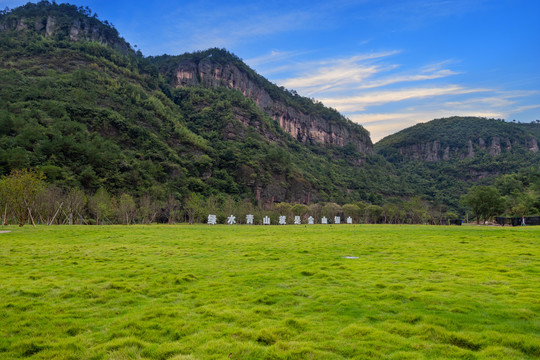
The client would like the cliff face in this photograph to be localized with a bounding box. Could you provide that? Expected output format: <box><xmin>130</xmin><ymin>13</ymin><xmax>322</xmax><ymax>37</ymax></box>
<box><xmin>376</xmin><ymin>117</ymin><xmax>540</xmax><ymax>164</ymax></box>
<box><xmin>396</xmin><ymin>136</ymin><xmax>538</xmax><ymax>162</ymax></box>
<box><xmin>396</xmin><ymin>136</ymin><xmax>539</xmax><ymax>162</ymax></box>
<box><xmin>169</xmin><ymin>58</ymin><xmax>373</xmax><ymax>154</ymax></box>
<box><xmin>0</xmin><ymin>10</ymin><xmax>131</xmax><ymax>54</ymax></box>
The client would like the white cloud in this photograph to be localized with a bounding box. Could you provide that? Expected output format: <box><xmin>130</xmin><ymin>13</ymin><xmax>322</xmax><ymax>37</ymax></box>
<box><xmin>275</xmin><ymin>51</ymin><xmax>401</xmax><ymax>95</ymax></box>
<box><xmin>246</xmin><ymin>50</ymin><xmax>307</xmax><ymax>67</ymax></box>
<box><xmin>513</xmin><ymin>104</ymin><xmax>540</xmax><ymax>113</ymax></box>
<box><xmin>273</xmin><ymin>52</ymin><xmax>463</xmax><ymax>99</ymax></box>
<box><xmin>319</xmin><ymin>85</ymin><xmax>488</xmax><ymax>112</ymax></box>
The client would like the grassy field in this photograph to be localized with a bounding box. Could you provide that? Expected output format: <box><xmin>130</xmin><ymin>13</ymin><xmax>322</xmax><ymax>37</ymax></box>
<box><xmin>0</xmin><ymin>224</ymin><xmax>539</xmax><ymax>359</ymax></box>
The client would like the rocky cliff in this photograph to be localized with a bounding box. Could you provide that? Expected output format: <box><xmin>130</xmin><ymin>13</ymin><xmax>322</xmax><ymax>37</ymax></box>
<box><xmin>376</xmin><ymin>117</ymin><xmax>540</xmax><ymax>163</ymax></box>
<box><xmin>154</xmin><ymin>50</ymin><xmax>373</xmax><ymax>154</ymax></box>
<box><xmin>395</xmin><ymin>136</ymin><xmax>538</xmax><ymax>162</ymax></box>
<box><xmin>0</xmin><ymin>3</ymin><xmax>131</xmax><ymax>54</ymax></box>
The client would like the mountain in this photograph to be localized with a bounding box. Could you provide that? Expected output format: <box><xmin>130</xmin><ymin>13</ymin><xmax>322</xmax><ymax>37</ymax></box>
<box><xmin>0</xmin><ymin>1</ymin><xmax>399</xmax><ymax>207</ymax></box>
<box><xmin>151</xmin><ymin>50</ymin><xmax>373</xmax><ymax>154</ymax></box>
<box><xmin>374</xmin><ymin>117</ymin><xmax>540</xmax><ymax>209</ymax></box>
<box><xmin>376</xmin><ymin>116</ymin><xmax>539</xmax><ymax>162</ymax></box>
<box><xmin>1</xmin><ymin>2</ymin><xmax>538</xmax><ymax>219</ymax></box>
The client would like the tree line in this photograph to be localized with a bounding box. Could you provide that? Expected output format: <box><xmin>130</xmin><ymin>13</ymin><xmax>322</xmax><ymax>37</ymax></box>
<box><xmin>3</xmin><ymin>168</ymin><xmax>537</xmax><ymax>227</ymax></box>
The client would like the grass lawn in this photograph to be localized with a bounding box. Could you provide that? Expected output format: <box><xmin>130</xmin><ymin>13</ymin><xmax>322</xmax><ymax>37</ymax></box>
<box><xmin>0</xmin><ymin>224</ymin><xmax>539</xmax><ymax>359</ymax></box>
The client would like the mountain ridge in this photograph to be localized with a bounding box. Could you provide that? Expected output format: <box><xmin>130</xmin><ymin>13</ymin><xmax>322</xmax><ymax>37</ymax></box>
<box><xmin>376</xmin><ymin>116</ymin><xmax>539</xmax><ymax>163</ymax></box>
<box><xmin>0</xmin><ymin>1</ymin><xmax>402</xmax><ymax>207</ymax></box>
<box><xmin>152</xmin><ymin>49</ymin><xmax>374</xmax><ymax>154</ymax></box>
<box><xmin>1</xmin><ymin>1</ymin><xmax>539</xmax><ymax>216</ymax></box>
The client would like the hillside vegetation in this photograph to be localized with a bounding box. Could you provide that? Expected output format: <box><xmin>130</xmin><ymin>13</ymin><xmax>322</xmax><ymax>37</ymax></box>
<box><xmin>375</xmin><ymin>117</ymin><xmax>540</xmax><ymax>211</ymax></box>
<box><xmin>0</xmin><ymin>1</ymin><xmax>403</xmax><ymax>207</ymax></box>
<box><xmin>1</xmin><ymin>2</ymin><xmax>539</xmax><ymax>221</ymax></box>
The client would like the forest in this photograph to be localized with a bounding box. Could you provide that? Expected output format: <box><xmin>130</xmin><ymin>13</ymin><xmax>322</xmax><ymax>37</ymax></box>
<box><xmin>1</xmin><ymin>2</ymin><xmax>539</xmax><ymax>226</ymax></box>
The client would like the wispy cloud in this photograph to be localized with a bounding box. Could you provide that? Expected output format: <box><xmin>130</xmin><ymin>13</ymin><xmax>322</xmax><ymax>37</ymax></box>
<box><xmin>513</xmin><ymin>104</ymin><xmax>540</xmax><ymax>113</ymax></box>
<box><xmin>245</xmin><ymin>50</ymin><xmax>301</xmax><ymax>66</ymax></box>
<box><xmin>320</xmin><ymin>85</ymin><xmax>488</xmax><ymax>112</ymax></box>
<box><xmin>162</xmin><ymin>1</ymin><xmax>326</xmax><ymax>53</ymax></box>
<box><xmin>189</xmin><ymin>11</ymin><xmax>313</xmax><ymax>50</ymax></box>
<box><xmin>270</xmin><ymin>49</ymin><xmax>537</xmax><ymax>142</ymax></box>
<box><xmin>276</xmin><ymin>51</ymin><xmax>400</xmax><ymax>95</ymax></box>
<box><xmin>275</xmin><ymin>52</ymin><xmax>462</xmax><ymax>98</ymax></box>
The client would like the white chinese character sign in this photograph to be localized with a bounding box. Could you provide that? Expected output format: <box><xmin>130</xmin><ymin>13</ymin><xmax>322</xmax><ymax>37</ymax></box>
<box><xmin>246</xmin><ymin>214</ymin><xmax>254</xmax><ymax>225</ymax></box>
<box><xmin>294</xmin><ymin>216</ymin><xmax>301</xmax><ymax>225</ymax></box>
<box><xmin>334</xmin><ymin>216</ymin><xmax>341</xmax><ymax>224</ymax></box>
<box><xmin>279</xmin><ymin>216</ymin><xmax>287</xmax><ymax>225</ymax></box>
<box><xmin>308</xmin><ymin>216</ymin><xmax>314</xmax><ymax>225</ymax></box>
<box><xmin>321</xmin><ymin>216</ymin><xmax>327</xmax><ymax>224</ymax></box>
<box><xmin>263</xmin><ymin>216</ymin><xmax>270</xmax><ymax>225</ymax></box>
<box><xmin>347</xmin><ymin>216</ymin><xmax>353</xmax><ymax>224</ymax></box>
<box><xmin>208</xmin><ymin>214</ymin><xmax>217</xmax><ymax>225</ymax></box>
<box><xmin>227</xmin><ymin>215</ymin><xmax>236</xmax><ymax>225</ymax></box>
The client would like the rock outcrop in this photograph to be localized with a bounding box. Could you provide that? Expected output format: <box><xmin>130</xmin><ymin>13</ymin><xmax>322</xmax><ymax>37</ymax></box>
<box><xmin>169</xmin><ymin>57</ymin><xmax>373</xmax><ymax>154</ymax></box>
<box><xmin>396</xmin><ymin>136</ymin><xmax>537</xmax><ymax>162</ymax></box>
<box><xmin>0</xmin><ymin>13</ymin><xmax>131</xmax><ymax>54</ymax></box>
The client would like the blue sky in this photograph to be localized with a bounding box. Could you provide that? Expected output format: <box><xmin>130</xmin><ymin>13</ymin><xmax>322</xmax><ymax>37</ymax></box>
<box><xmin>3</xmin><ymin>0</ymin><xmax>540</xmax><ymax>141</ymax></box>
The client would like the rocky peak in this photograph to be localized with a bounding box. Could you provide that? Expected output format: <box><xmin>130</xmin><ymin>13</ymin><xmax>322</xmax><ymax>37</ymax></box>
<box><xmin>376</xmin><ymin>117</ymin><xmax>540</xmax><ymax>163</ymax></box>
<box><xmin>157</xmin><ymin>50</ymin><xmax>374</xmax><ymax>155</ymax></box>
<box><xmin>0</xmin><ymin>2</ymin><xmax>132</xmax><ymax>54</ymax></box>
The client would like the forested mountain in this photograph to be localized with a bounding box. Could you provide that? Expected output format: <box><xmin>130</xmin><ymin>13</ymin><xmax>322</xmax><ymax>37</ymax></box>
<box><xmin>1</xmin><ymin>2</ymin><xmax>538</xmax><ymax>223</ymax></box>
<box><xmin>0</xmin><ymin>1</ymin><xmax>400</xmax><ymax>208</ymax></box>
<box><xmin>374</xmin><ymin>117</ymin><xmax>540</xmax><ymax>210</ymax></box>
<box><xmin>376</xmin><ymin>116</ymin><xmax>539</xmax><ymax>162</ymax></box>
<box><xmin>151</xmin><ymin>50</ymin><xmax>373</xmax><ymax>154</ymax></box>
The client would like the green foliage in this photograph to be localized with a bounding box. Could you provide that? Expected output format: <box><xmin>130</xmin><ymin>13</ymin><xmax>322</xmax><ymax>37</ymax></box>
<box><xmin>461</xmin><ymin>186</ymin><xmax>505</xmax><ymax>223</ymax></box>
<box><xmin>2</xmin><ymin>2</ymin><xmax>538</xmax><ymax>217</ymax></box>
<box><xmin>375</xmin><ymin>117</ymin><xmax>540</xmax><ymax>213</ymax></box>
<box><xmin>152</xmin><ymin>48</ymin><xmax>370</xmax><ymax>139</ymax></box>
<box><xmin>0</xmin><ymin>168</ymin><xmax>45</xmax><ymax>226</ymax></box>
<box><xmin>291</xmin><ymin>203</ymin><xmax>309</xmax><ymax>217</ymax></box>
<box><xmin>0</xmin><ymin>19</ymin><xmax>406</xmax><ymax>206</ymax></box>
<box><xmin>376</xmin><ymin>116</ymin><xmax>539</xmax><ymax>151</ymax></box>
<box><xmin>117</xmin><ymin>193</ymin><xmax>136</xmax><ymax>224</ymax></box>
<box><xmin>87</xmin><ymin>187</ymin><xmax>112</xmax><ymax>225</ymax></box>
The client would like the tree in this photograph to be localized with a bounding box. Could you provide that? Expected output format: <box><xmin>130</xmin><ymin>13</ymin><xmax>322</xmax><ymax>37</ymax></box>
<box><xmin>403</xmin><ymin>197</ymin><xmax>426</xmax><ymax>224</ymax></box>
<box><xmin>308</xmin><ymin>203</ymin><xmax>322</xmax><ymax>219</ymax></box>
<box><xmin>36</xmin><ymin>185</ymin><xmax>64</xmax><ymax>225</ymax></box>
<box><xmin>184</xmin><ymin>193</ymin><xmax>203</xmax><ymax>224</ymax></box>
<box><xmin>88</xmin><ymin>188</ymin><xmax>112</xmax><ymax>225</ymax></box>
<box><xmin>461</xmin><ymin>186</ymin><xmax>505</xmax><ymax>224</ymax></box>
<box><xmin>138</xmin><ymin>193</ymin><xmax>160</xmax><ymax>224</ymax></box>
<box><xmin>65</xmin><ymin>188</ymin><xmax>87</xmax><ymax>225</ymax></box>
<box><xmin>274</xmin><ymin>202</ymin><xmax>292</xmax><ymax>217</ymax></box>
<box><xmin>0</xmin><ymin>169</ymin><xmax>44</xmax><ymax>226</ymax></box>
<box><xmin>382</xmin><ymin>203</ymin><xmax>399</xmax><ymax>224</ymax></box>
<box><xmin>117</xmin><ymin>193</ymin><xmax>136</xmax><ymax>224</ymax></box>
<box><xmin>342</xmin><ymin>204</ymin><xmax>361</xmax><ymax>222</ymax></box>
<box><xmin>164</xmin><ymin>194</ymin><xmax>180</xmax><ymax>224</ymax></box>
<box><xmin>365</xmin><ymin>205</ymin><xmax>383</xmax><ymax>224</ymax></box>
<box><xmin>291</xmin><ymin>204</ymin><xmax>309</xmax><ymax>218</ymax></box>
<box><xmin>506</xmin><ymin>192</ymin><xmax>535</xmax><ymax>218</ymax></box>
<box><xmin>322</xmin><ymin>202</ymin><xmax>341</xmax><ymax>220</ymax></box>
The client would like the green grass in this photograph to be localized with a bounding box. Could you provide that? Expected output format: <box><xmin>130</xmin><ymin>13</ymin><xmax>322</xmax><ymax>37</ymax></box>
<box><xmin>0</xmin><ymin>225</ymin><xmax>539</xmax><ymax>359</ymax></box>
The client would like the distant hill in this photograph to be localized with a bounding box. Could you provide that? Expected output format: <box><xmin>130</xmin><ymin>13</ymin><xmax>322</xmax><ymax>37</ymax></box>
<box><xmin>375</xmin><ymin>116</ymin><xmax>540</xmax><ymax>209</ymax></box>
<box><xmin>376</xmin><ymin>116</ymin><xmax>539</xmax><ymax>162</ymax></box>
